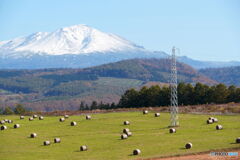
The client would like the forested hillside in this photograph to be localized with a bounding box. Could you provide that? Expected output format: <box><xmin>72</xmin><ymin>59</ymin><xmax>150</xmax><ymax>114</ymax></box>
<box><xmin>0</xmin><ymin>58</ymin><xmax>218</xmax><ymax>111</ymax></box>
<box><xmin>199</xmin><ymin>66</ymin><xmax>240</xmax><ymax>86</ymax></box>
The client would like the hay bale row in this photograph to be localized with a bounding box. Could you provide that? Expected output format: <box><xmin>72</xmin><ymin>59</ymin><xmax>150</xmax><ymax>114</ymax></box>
<box><xmin>133</xmin><ymin>149</ymin><xmax>141</xmax><ymax>155</ymax></box>
<box><xmin>123</xmin><ymin>121</ymin><xmax>130</xmax><ymax>125</ymax></box>
<box><xmin>0</xmin><ymin>119</ymin><xmax>12</xmax><ymax>124</ymax></box>
<box><xmin>185</xmin><ymin>142</ymin><xmax>192</xmax><ymax>149</ymax></box>
<box><xmin>44</xmin><ymin>138</ymin><xmax>61</xmax><ymax>145</ymax></box>
<box><xmin>30</xmin><ymin>133</ymin><xmax>37</xmax><ymax>138</ymax></box>
<box><xmin>20</xmin><ymin>116</ymin><xmax>25</xmax><ymax>119</ymax></box>
<box><xmin>80</xmin><ymin>145</ymin><xmax>88</xmax><ymax>151</ymax></box>
<box><xmin>59</xmin><ymin>117</ymin><xmax>65</xmax><ymax>122</ymax></box>
<box><xmin>0</xmin><ymin>125</ymin><xmax>7</xmax><ymax>130</ymax></box>
<box><xmin>86</xmin><ymin>115</ymin><xmax>91</xmax><ymax>120</ymax></box>
<box><xmin>14</xmin><ymin>124</ymin><xmax>20</xmax><ymax>129</ymax></box>
<box><xmin>71</xmin><ymin>121</ymin><xmax>77</xmax><ymax>126</ymax></box>
<box><xmin>169</xmin><ymin>128</ymin><xmax>176</xmax><ymax>133</ymax></box>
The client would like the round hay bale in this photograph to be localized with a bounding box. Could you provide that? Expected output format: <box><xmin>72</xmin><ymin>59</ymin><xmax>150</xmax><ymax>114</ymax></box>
<box><xmin>169</xmin><ymin>128</ymin><xmax>176</xmax><ymax>133</ymax></box>
<box><xmin>1</xmin><ymin>125</ymin><xmax>7</xmax><ymax>130</ymax></box>
<box><xmin>71</xmin><ymin>121</ymin><xmax>77</xmax><ymax>126</ymax></box>
<box><xmin>54</xmin><ymin>138</ymin><xmax>61</xmax><ymax>143</ymax></box>
<box><xmin>143</xmin><ymin>110</ymin><xmax>148</xmax><ymax>114</ymax></box>
<box><xmin>0</xmin><ymin>120</ymin><xmax>5</xmax><ymax>124</ymax></box>
<box><xmin>86</xmin><ymin>115</ymin><xmax>91</xmax><ymax>120</ymax></box>
<box><xmin>8</xmin><ymin>120</ymin><xmax>13</xmax><ymax>123</ymax></box>
<box><xmin>207</xmin><ymin>119</ymin><xmax>213</xmax><ymax>124</ymax></box>
<box><xmin>20</xmin><ymin>116</ymin><xmax>25</xmax><ymax>119</ymax></box>
<box><xmin>29</xmin><ymin>117</ymin><xmax>34</xmax><ymax>121</ymax></box>
<box><xmin>39</xmin><ymin>116</ymin><xmax>44</xmax><ymax>120</ymax></box>
<box><xmin>123</xmin><ymin>121</ymin><xmax>130</xmax><ymax>125</ymax></box>
<box><xmin>80</xmin><ymin>145</ymin><xmax>88</xmax><ymax>151</ymax></box>
<box><xmin>216</xmin><ymin>125</ymin><xmax>223</xmax><ymax>130</ymax></box>
<box><xmin>185</xmin><ymin>143</ymin><xmax>192</xmax><ymax>149</ymax></box>
<box><xmin>33</xmin><ymin>115</ymin><xmax>38</xmax><ymax>118</ymax></box>
<box><xmin>126</xmin><ymin>131</ymin><xmax>132</xmax><ymax>137</ymax></box>
<box><xmin>236</xmin><ymin>137</ymin><xmax>240</xmax><ymax>143</ymax></box>
<box><xmin>30</xmin><ymin>133</ymin><xmax>37</xmax><ymax>138</ymax></box>
<box><xmin>121</xmin><ymin>134</ymin><xmax>128</xmax><ymax>139</ymax></box>
<box><xmin>155</xmin><ymin>113</ymin><xmax>160</xmax><ymax>117</ymax></box>
<box><xmin>64</xmin><ymin>115</ymin><xmax>69</xmax><ymax>118</ymax></box>
<box><xmin>59</xmin><ymin>117</ymin><xmax>65</xmax><ymax>122</ymax></box>
<box><xmin>14</xmin><ymin>124</ymin><xmax>20</xmax><ymax>128</ymax></box>
<box><xmin>4</xmin><ymin>119</ymin><xmax>8</xmax><ymax>122</ymax></box>
<box><xmin>212</xmin><ymin>118</ymin><xmax>218</xmax><ymax>123</ymax></box>
<box><xmin>123</xmin><ymin>128</ymin><xmax>130</xmax><ymax>134</ymax></box>
<box><xmin>133</xmin><ymin>149</ymin><xmax>141</xmax><ymax>155</ymax></box>
<box><xmin>43</xmin><ymin>141</ymin><xmax>51</xmax><ymax>146</ymax></box>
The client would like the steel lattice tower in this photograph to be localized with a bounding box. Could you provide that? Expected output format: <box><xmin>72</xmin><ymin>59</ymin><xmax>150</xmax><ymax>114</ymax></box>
<box><xmin>170</xmin><ymin>46</ymin><xmax>179</xmax><ymax>127</ymax></box>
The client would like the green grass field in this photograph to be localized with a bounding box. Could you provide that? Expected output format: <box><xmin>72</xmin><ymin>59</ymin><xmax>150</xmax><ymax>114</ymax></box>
<box><xmin>0</xmin><ymin>112</ymin><xmax>239</xmax><ymax>160</ymax></box>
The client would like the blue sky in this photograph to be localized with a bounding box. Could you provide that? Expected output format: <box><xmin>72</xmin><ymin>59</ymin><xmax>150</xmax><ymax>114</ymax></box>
<box><xmin>0</xmin><ymin>0</ymin><xmax>239</xmax><ymax>61</ymax></box>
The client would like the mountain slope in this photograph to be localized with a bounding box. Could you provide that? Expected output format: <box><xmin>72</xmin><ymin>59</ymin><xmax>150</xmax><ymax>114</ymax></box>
<box><xmin>178</xmin><ymin>56</ymin><xmax>240</xmax><ymax>69</ymax></box>
<box><xmin>82</xmin><ymin>58</ymin><xmax>216</xmax><ymax>84</ymax></box>
<box><xmin>199</xmin><ymin>66</ymin><xmax>240</xmax><ymax>86</ymax></box>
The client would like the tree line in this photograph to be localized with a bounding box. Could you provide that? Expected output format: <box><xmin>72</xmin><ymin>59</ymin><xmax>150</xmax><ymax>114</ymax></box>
<box><xmin>1</xmin><ymin>82</ymin><xmax>240</xmax><ymax>114</ymax></box>
<box><xmin>118</xmin><ymin>82</ymin><xmax>240</xmax><ymax>108</ymax></box>
<box><xmin>0</xmin><ymin>104</ymin><xmax>28</xmax><ymax>115</ymax></box>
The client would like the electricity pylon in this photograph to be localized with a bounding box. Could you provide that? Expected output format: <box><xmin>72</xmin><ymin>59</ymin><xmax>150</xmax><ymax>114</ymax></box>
<box><xmin>170</xmin><ymin>46</ymin><xmax>179</xmax><ymax>127</ymax></box>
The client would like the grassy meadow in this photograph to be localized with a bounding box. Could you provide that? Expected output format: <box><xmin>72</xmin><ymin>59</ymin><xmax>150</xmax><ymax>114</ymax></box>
<box><xmin>0</xmin><ymin>112</ymin><xmax>239</xmax><ymax>160</ymax></box>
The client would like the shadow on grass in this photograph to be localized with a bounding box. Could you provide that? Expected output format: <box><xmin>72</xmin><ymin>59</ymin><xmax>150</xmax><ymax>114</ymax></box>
<box><xmin>179</xmin><ymin>147</ymin><xmax>186</xmax><ymax>150</ymax></box>
<box><xmin>230</xmin><ymin>142</ymin><xmax>237</xmax><ymax>144</ymax></box>
<box><xmin>74</xmin><ymin>150</ymin><xmax>88</xmax><ymax>152</ymax></box>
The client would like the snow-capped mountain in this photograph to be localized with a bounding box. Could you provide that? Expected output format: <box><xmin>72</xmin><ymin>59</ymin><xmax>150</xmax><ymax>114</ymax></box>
<box><xmin>0</xmin><ymin>24</ymin><xmax>167</xmax><ymax>68</ymax></box>
<box><xmin>0</xmin><ymin>24</ymin><xmax>239</xmax><ymax>69</ymax></box>
<box><xmin>0</xmin><ymin>24</ymin><xmax>147</xmax><ymax>57</ymax></box>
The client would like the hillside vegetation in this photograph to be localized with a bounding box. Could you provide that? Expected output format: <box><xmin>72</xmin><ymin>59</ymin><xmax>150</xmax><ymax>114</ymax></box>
<box><xmin>199</xmin><ymin>66</ymin><xmax>240</xmax><ymax>86</ymax></box>
<box><xmin>0</xmin><ymin>58</ymin><xmax>216</xmax><ymax>107</ymax></box>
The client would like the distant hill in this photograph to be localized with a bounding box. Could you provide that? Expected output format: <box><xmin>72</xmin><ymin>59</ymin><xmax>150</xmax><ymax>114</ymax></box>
<box><xmin>0</xmin><ymin>58</ymin><xmax>217</xmax><ymax>111</ymax></box>
<box><xmin>82</xmin><ymin>58</ymin><xmax>216</xmax><ymax>84</ymax></box>
<box><xmin>178</xmin><ymin>56</ymin><xmax>240</xmax><ymax>69</ymax></box>
<box><xmin>199</xmin><ymin>66</ymin><xmax>240</xmax><ymax>86</ymax></box>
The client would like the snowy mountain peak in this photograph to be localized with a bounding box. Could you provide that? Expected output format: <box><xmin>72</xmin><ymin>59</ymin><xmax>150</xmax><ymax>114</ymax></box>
<box><xmin>0</xmin><ymin>24</ymin><xmax>145</xmax><ymax>58</ymax></box>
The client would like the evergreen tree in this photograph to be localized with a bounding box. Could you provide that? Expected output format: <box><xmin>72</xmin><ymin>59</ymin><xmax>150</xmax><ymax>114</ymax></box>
<box><xmin>79</xmin><ymin>101</ymin><xmax>85</xmax><ymax>110</ymax></box>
